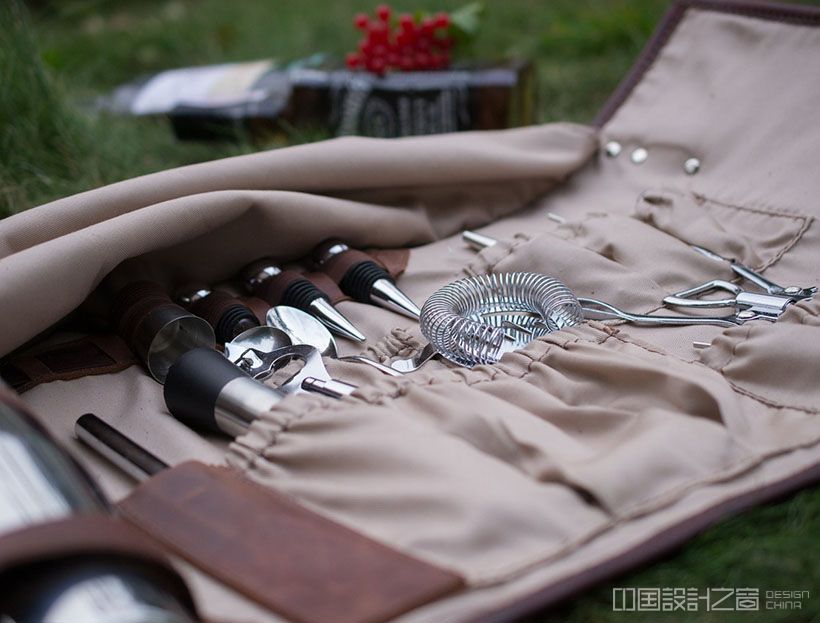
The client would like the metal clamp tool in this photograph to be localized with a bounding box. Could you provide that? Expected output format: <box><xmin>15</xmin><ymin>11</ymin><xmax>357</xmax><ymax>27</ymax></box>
<box><xmin>225</xmin><ymin>333</ymin><xmax>357</xmax><ymax>398</ymax></box>
<box><xmin>663</xmin><ymin>245</ymin><xmax>816</xmax><ymax>322</ymax></box>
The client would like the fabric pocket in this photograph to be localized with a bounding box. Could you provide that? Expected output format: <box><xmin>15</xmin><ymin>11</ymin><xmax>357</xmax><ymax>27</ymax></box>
<box><xmin>228</xmin><ymin>389</ymin><xmax>611</xmax><ymax>586</ymax></box>
<box><xmin>698</xmin><ymin>298</ymin><xmax>820</xmax><ymax>415</ymax></box>
<box><xmin>634</xmin><ymin>189</ymin><xmax>812</xmax><ymax>271</ymax></box>
<box><xmin>118</xmin><ymin>461</ymin><xmax>464</xmax><ymax>623</ymax></box>
<box><xmin>547</xmin><ymin>212</ymin><xmax>732</xmax><ymax>294</ymax></box>
<box><xmin>492</xmin><ymin>330</ymin><xmax>757</xmax><ymax>517</ymax></box>
<box><xmin>227</xmin><ymin>320</ymin><xmax>758</xmax><ymax>588</ymax></box>
<box><xmin>463</xmin><ymin>231</ymin><xmax>669</xmax><ymax>313</ymax></box>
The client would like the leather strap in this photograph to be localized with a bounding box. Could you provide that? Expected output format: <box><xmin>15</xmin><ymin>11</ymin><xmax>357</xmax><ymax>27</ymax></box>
<box><xmin>238</xmin><ymin>295</ymin><xmax>272</xmax><ymax>324</ymax></box>
<box><xmin>321</xmin><ymin>248</ymin><xmax>375</xmax><ymax>284</ymax></box>
<box><xmin>0</xmin><ymin>514</ymin><xmax>169</xmax><ymax>573</ymax></box>
<box><xmin>321</xmin><ymin>247</ymin><xmax>410</xmax><ymax>284</ymax></box>
<box><xmin>1</xmin><ymin>334</ymin><xmax>137</xmax><ymax>393</ymax></box>
<box><xmin>119</xmin><ymin>461</ymin><xmax>464</xmax><ymax>623</ymax></box>
<box><xmin>367</xmin><ymin>247</ymin><xmax>411</xmax><ymax>279</ymax></box>
<box><xmin>256</xmin><ymin>269</ymin><xmax>312</xmax><ymax>305</ymax></box>
<box><xmin>305</xmin><ymin>271</ymin><xmax>351</xmax><ymax>304</ymax></box>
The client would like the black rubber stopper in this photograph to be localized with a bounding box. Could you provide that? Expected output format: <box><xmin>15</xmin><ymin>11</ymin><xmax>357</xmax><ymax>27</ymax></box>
<box><xmin>215</xmin><ymin>304</ymin><xmax>259</xmax><ymax>342</ymax></box>
<box><xmin>163</xmin><ymin>348</ymin><xmax>247</xmax><ymax>434</ymax></box>
<box><xmin>340</xmin><ymin>260</ymin><xmax>391</xmax><ymax>303</ymax></box>
<box><xmin>281</xmin><ymin>279</ymin><xmax>328</xmax><ymax>311</ymax></box>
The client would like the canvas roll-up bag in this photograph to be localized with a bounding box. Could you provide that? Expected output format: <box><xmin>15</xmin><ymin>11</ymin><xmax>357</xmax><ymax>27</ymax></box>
<box><xmin>2</xmin><ymin>1</ymin><xmax>819</xmax><ymax>621</ymax></box>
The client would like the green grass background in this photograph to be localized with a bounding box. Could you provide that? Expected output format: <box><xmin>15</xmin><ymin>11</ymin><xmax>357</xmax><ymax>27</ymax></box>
<box><xmin>1</xmin><ymin>1</ymin><xmax>818</xmax><ymax>621</ymax></box>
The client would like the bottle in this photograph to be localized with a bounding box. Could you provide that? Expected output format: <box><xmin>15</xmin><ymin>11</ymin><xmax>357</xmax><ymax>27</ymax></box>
<box><xmin>98</xmin><ymin>58</ymin><xmax>535</xmax><ymax>141</ymax></box>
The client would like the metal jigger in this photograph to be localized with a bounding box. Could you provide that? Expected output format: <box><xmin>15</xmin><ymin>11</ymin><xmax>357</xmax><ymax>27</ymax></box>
<box><xmin>241</xmin><ymin>259</ymin><xmax>366</xmax><ymax>342</ymax></box>
<box><xmin>110</xmin><ymin>281</ymin><xmax>215</xmax><ymax>383</ymax></box>
<box><xmin>312</xmin><ymin>240</ymin><xmax>421</xmax><ymax>320</ymax></box>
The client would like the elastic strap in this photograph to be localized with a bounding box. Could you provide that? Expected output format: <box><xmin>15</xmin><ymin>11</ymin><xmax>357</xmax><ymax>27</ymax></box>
<box><xmin>0</xmin><ymin>334</ymin><xmax>137</xmax><ymax>393</ymax></box>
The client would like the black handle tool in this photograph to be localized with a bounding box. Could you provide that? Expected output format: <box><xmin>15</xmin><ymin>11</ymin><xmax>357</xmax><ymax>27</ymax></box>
<box><xmin>242</xmin><ymin>259</ymin><xmax>366</xmax><ymax>342</ymax></box>
<box><xmin>312</xmin><ymin>240</ymin><xmax>421</xmax><ymax>319</ymax></box>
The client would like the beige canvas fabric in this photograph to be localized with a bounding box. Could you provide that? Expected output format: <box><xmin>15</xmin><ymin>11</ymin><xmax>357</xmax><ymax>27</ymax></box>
<box><xmin>3</xmin><ymin>3</ymin><xmax>820</xmax><ymax>622</ymax></box>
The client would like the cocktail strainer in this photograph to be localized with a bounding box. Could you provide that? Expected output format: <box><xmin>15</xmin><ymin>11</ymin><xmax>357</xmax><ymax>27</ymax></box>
<box><xmin>419</xmin><ymin>272</ymin><xmax>584</xmax><ymax>367</ymax></box>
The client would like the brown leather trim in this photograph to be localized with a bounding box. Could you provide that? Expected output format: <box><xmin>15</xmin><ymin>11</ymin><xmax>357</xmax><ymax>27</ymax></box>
<box><xmin>256</xmin><ymin>269</ymin><xmax>306</xmax><ymax>305</ymax></box>
<box><xmin>238</xmin><ymin>295</ymin><xmax>272</xmax><ymax>324</ymax></box>
<box><xmin>321</xmin><ymin>247</ymin><xmax>375</xmax><ymax>284</ymax></box>
<box><xmin>0</xmin><ymin>334</ymin><xmax>137</xmax><ymax>393</ymax></box>
<box><xmin>187</xmin><ymin>290</ymin><xmax>248</xmax><ymax>334</ymax></box>
<box><xmin>474</xmin><ymin>460</ymin><xmax>820</xmax><ymax>623</ymax></box>
<box><xmin>119</xmin><ymin>461</ymin><xmax>464</xmax><ymax>623</ymax></box>
<box><xmin>594</xmin><ymin>0</ymin><xmax>820</xmax><ymax>127</ymax></box>
<box><xmin>0</xmin><ymin>514</ymin><xmax>196</xmax><ymax>616</ymax></box>
<box><xmin>367</xmin><ymin>247</ymin><xmax>411</xmax><ymax>279</ymax></box>
<box><xmin>305</xmin><ymin>271</ymin><xmax>351</xmax><ymax>304</ymax></box>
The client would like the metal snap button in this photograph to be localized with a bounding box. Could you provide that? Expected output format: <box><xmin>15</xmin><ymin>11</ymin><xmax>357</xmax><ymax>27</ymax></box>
<box><xmin>604</xmin><ymin>141</ymin><xmax>622</xmax><ymax>157</ymax></box>
<box><xmin>630</xmin><ymin>147</ymin><xmax>648</xmax><ymax>164</ymax></box>
<box><xmin>684</xmin><ymin>157</ymin><xmax>701</xmax><ymax>175</ymax></box>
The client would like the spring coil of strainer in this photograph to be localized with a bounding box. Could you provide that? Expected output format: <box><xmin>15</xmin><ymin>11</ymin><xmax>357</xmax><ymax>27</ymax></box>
<box><xmin>419</xmin><ymin>272</ymin><xmax>584</xmax><ymax>367</ymax></box>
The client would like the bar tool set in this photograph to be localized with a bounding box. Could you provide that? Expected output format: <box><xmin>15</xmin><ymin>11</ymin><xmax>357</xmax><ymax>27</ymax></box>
<box><xmin>461</xmin><ymin>230</ymin><xmax>815</xmax><ymax>325</ymax></box>
<box><xmin>97</xmin><ymin>232</ymin><xmax>816</xmax><ymax>435</ymax></box>
<box><xmin>387</xmin><ymin>230</ymin><xmax>817</xmax><ymax>372</ymax></box>
<box><xmin>102</xmin><ymin>240</ymin><xmax>418</xmax><ymax>436</ymax></box>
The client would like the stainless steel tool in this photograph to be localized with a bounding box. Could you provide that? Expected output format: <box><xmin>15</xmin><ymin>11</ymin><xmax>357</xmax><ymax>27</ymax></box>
<box><xmin>577</xmin><ymin>298</ymin><xmax>746</xmax><ymax>327</ymax></box>
<box><xmin>110</xmin><ymin>280</ymin><xmax>215</xmax><ymax>383</ymax></box>
<box><xmin>313</xmin><ymin>239</ymin><xmax>421</xmax><ymax>319</ymax></box>
<box><xmin>661</xmin><ymin>245</ymin><xmax>817</xmax><ymax>322</ymax></box>
<box><xmin>224</xmin><ymin>323</ymin><xmax>365</xmax><ymax>392</ymax></box>
<box><xmin>225</xmin><ymin>329</ymin><xmax>355</xmax><ymax>393</ymax></box>
<box><xmin>419</xmin><ymin>272</ymin><xmax>584</xmax><ymax>367</ymax></box>
<box><xmin>690</xmin><ymin>245</ymin><xmax>817</xmax><ymax>300</ymax></box>
<box><xmin>242</xmin><ymin>258</ymin><xmax>366</xmax><ymax>342</ymax></box>
<box><xmin>76</xmin><ymin>413</ymin><xmax>168</xmax><ymax>481</ymax></box>
<box><xmin>389</xmin><ymin>342</ymin><xmax>438</xmax><ymax>373</ymax></box>
<box><xmin>165</xmin><ymin>346</ymin><xmax>354</xmax><ymax>436</ymax></box>
<box><xmin>266</xmin><ymin>306</ymin><xmax>402</xmax><ymax>377</ymax></box>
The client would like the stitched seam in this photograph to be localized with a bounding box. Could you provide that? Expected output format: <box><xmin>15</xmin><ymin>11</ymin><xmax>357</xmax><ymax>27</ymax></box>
<box><xmin>722</xmin><ymin>379</ymin><xmax>820</xmax><ymax>415</ymax></box>
<box><xmin>692</xmin><ymin>192</ymin><xmax>809</xmax><ymax>221</ymax></box>
<box><xmin>609</xmin><ymin>327</ymin><xmax>820</xmax><ymax>414</ymax></box>
<box><xmin>691</xmin><ymin>193</ymin><xmax>813</xmax><ymax>271</ymax></box>
<box><xmin>761</xmin><ymin>212</ymin><xmax>813</xmax><ymax>271</ymax></box>
<box><xmin>637</xmin><ymin>188</ymin><xmax>813</xmax><ymax>272</ymax></box>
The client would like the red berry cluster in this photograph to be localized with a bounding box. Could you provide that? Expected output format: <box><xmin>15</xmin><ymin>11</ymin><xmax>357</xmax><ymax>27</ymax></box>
<box><xmin>346</xmin><ymin>4</ymin><xmax>454</xmax><ymax>75</ymax></box>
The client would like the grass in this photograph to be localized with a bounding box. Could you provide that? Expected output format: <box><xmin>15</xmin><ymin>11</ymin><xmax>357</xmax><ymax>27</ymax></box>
<box><xmin>1</xmin><ymin>0</ymin><xmax>668</xmax><ymax>215</ymax></box>
<box><xmin>1</xmin><ymin>1</ymin><xmax>819</xmax><ymax>621</ymax></box>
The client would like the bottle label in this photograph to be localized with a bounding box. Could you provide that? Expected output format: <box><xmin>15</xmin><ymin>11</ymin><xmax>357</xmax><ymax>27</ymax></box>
<box><xmin>329</xmin><ymin>72</ymin><xmax>471</xmax><ymax>137</ymax></box>
<box><xmin>130</xmin><ymin>61</ymin><xmax>274</xmax><ymax>115</ymax></box>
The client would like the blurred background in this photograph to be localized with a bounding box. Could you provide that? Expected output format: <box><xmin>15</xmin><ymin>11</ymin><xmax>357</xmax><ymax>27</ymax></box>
<box><xmin>1</xmin><ymin>2</ymin><xmax>818</xmax><ymax>621</ymax></box>
<box><xmin>1</xmin><ymin>0</ymin><xmax>670</xmax><ymax>217</ymax></box>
